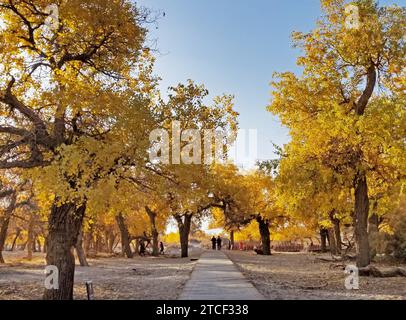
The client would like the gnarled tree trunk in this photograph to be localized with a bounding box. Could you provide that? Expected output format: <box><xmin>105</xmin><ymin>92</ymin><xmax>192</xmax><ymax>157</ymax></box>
<box><xmin>174</xmin><ymin>213</ymin><xmax>192</xmax><ymax>258</ymax></box>
<box><xmin>43</xmin><ymin>201</ymin><xmax>86</xmax><ymax>300</ymax></box>
<box><xmin>256</xmin><ymin>215</ymin><xmax>271</xmax><ymax>255</ymax></box>
<box><xmin>354</xmin><ymin>172</ymin><xmax>371</xmax><ymax>268</ymax></box>
<box><xmin>352</xmin><ymin>64</ymin><xmax>375</xmax><ymax>267</ymax></box>
<box><xmin>145</xmin><ymin>206</ymin><xmax>159</xmax><ymax>256</ymax></box>
<box><xmin>115</xmin><ymin>213</ymin><xmax>133</xmax><ymax>258</ymax></box>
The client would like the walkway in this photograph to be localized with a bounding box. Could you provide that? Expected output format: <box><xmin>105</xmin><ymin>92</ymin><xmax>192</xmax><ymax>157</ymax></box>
<box><xmin>179</xmin><ymin>251</ymin><xmax>265</xmax><ymax>300</ymax></box>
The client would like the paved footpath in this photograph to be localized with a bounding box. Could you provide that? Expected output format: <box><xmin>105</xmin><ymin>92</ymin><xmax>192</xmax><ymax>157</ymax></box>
<box><xmin>179</xmin><ymin>251</ymin><xmax>265</xmax><ymax>300</ymax></box>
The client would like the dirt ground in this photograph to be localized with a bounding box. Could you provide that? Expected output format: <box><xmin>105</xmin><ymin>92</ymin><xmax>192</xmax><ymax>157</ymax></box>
<box><xmin>226</xmin><ymin>251</ymin><xmax>406</xmax><ymax>300</ymax></box>
<box><xmin>2</xmin><ymin>249</ymin><xmax>405</xmax><ymax>300</ymax></box>
<box><xmin>0</xmin><ymin>248</ymin><xmax>202</xmax><ymax>300</ymax></box>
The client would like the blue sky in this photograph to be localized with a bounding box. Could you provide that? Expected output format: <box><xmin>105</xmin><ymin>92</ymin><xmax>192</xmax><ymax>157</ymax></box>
<box><xmin>137</xmin><ymin>0</ymin><xmax>402</xmax><ymax>165</ymax></box>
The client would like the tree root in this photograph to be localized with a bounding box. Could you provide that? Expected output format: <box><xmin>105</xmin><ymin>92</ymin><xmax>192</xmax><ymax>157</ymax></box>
<box><xmin>359</xmin><ymin>265</ymin><xmax>406</xmax><ymax>277</ymax></box>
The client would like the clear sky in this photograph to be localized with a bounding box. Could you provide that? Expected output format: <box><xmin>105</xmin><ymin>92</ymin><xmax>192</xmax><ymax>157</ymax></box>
<box><xmin>137</xmin><ymin>0</ymin><xmax>402</xmax><ymax>166</ymax></box>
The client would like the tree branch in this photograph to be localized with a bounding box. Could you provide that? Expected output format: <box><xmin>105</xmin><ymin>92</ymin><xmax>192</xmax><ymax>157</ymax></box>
<box><xmin>356</xmin><ymin>64</ymin><xmax>377</xmax><ymax>115</ymax></box>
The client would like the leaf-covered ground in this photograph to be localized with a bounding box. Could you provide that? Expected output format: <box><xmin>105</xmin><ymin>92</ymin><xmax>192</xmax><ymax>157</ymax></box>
<box><xmin>2</xmin><ymin>250</ymin><xmax>405</xmax><ymax>300</ymax></box>
<box><xmin>0</xmin><ymin>250</ymin><xmax>202</xmax><ymax>300</ymax></box>
<box><xmin>226</xmin><ymin>251</ymin><xmax>406</xmax><ymax>300</ymax></box>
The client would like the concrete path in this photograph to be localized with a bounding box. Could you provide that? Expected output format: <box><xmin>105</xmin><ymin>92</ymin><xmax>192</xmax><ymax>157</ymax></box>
<box><xmin>179</xmin><ymin>251</ymin><xmax>265</xmax><ymax>300</ymax></box>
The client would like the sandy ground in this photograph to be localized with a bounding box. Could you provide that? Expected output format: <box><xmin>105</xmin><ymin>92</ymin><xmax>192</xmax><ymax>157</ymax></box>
<box><xmin>226</xmin><ymin>251</ymin><xmax>406</xmax><ymax>300</ymax></box>
<box><xmin>2</xmin><ymin>249</ymin><xmax>405</xmax><ymax>300</ymax></box>
<box><xmin>0</xmin><ymin>248</ymin><xmax>202</xmax><ymax>300</ymax></box>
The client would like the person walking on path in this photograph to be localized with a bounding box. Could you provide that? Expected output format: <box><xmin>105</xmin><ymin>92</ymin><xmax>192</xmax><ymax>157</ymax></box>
<box><xmin>216</xmin><ymin>236</ymin><xmax>222</xmax><ymax>250</ymax></box>
<box><xmin>160</xmin><ymin>241</ymin><xmax>165</xmax><ymax>255</ymax></box>
<box><xmin>211</xmin><ymin>236</ymin><xmax>217</xmax><ymax>250</ymax></box>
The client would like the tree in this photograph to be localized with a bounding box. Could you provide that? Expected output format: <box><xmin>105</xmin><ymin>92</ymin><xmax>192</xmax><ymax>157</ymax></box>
<box><xmin>209</xmin><ymin>165</ymin><xmax>284</xmax><ymax>255</ymax></box>
<box><xmin>0</xmin><ymin>0</ymin><xmax>155</xmax><ymax>299</ymax></box>
<box><xmin>0</xmin><ymin>174</ymin><xmax>33</xmax><ymax>263</ymax></box>
<box><xmin>144</xmin><ymin>198</ymin><xmax>170</xmax><ymax>256</ymax></box>
<box><xmin>147</xmin><ymin>80</ymin><xmax>238</xmax><ymax>258</ymax></box>
<box><xmin>243</xmin><ymin>172</ymin><xmax>284</xmax><ymax>255</ymax></box>
<box><xmin>0</xmin><ymin>186</ymin><xmax>16</xmax><ymax>263</ymax></box>
<box><xmin>268</xmin><ymin>0</ymin><xmax>405</xmax><ymax>267</ymax></box>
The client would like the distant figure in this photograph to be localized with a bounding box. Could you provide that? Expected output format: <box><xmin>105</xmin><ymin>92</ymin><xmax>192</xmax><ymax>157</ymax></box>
<box><xmin>217</xmin><ymin>236</ymin><xmax>222</xmax><ymax>250</ymax></box>
<box><xmin>139</xmin><ymin>241</ymin><xmax>146</xmax><ymax>256</ymax></box>
<box><xmin>211</xmin><ymin>236</ymin><xmax>217</xmax><ymax>250</ymax></box>
<box><xmin>160</xmin><ymin>241</ymin><xmax>165</xmax><ymax>255</ymax></box>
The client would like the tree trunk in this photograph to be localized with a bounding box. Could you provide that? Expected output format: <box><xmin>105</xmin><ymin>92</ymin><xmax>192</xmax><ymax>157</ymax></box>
<box><xmin>75</xmin><ymin>228</ymin><xmax>89</xmax><ymax>267</ymax></box>
<box><xmin>368</xmin><ymin>201</ymin><xmax>380</xmax><ymax>259</ymax></box>
<box><xmin>27</xmin><ymin>218</ymin><xmax>34</xmax><ymax>260</ymax></box>
<box><xmin>115</xmin><ymin>213</ymin><xmax>133</xmax><ymax>258</ymax></box>
<box><xmin>134</xmin><ymin>238</ymin><xmax>141</xmax><ymax>255</ymax></box>
<box><xmin>354</xmin><ymin>172</ymin><xmax>371</xmax><ymax>267</ymax></box>
<box><xmin>256</xmin><ymin>215</ymin><xmax>271</xmax><ymax>255</ymax></box>
<box><xmin>368</xmin><ymin>213</ymin><xmax>379</xmax><ymax>234</ymax></box>
<box><xmin>368</xmin><ymin>201</ymin><xmax>379</xmax><ymax>234</ymax></box>
<box><xmin>84</xmin><ymin>229</ymin><xmax>93</xmax><ymax>255</ymax></box>
<box><xmin>33</xmin><ymin>234</ymin><xmax>38</xmax><ymax>252</ymax></box>
<box><xmin>43</xmin><ymin>201</ymin><xmax>86</xmax><ymax>300</ymax></box>
<box><xmin>145</xmin><ymin>206</ymin><xmax>159</xmax><ymax>256</ymax></box>
<box><xmin>329</xmin><ymin>210</ymin><xmax>342</xmax><ymax>255</ymax></box>
<box><xmin>0</xmin><ymin>217</ymin><xmax>10</xmax><ymax>264</ymax></box>
<box><xmin>37</xmin><ymin>237</ymin><xmax>42</xmax><ymax>253</ymax></box>
<box><xmin>230</xmin><ymin>230</ymin><xmax>235</xmax><ymax>250</ymax></box>
<box><xmin>0</xmin><ymin>193</ymin><xmax>16</xmax><ymax>264</ymax></box>
<box><xmin>327</xmin><ymin>228</ymin><xmax>337</xmax><ymax>255</ymax></box>
<box><xmin>333</xmin><ymin>220</ymin><xmax>342</xmax><ymax>255</ymax></box>
<box><xmin>21</xmin><ymin>241</ymin><xmax>27</xmax><ymax>251</ymax></box>
<box><xmin>94</xmin><ymin>234</ymin><xmax>103</xmax><ymax>254</ymax></box>
<box><xmin>0</xmin><ymin>219</ymin><xmax>10</xmax><ymax>263</ymax></box>
<box><xmin>10</xmin><ymin>228</ymin><xmax>21</xmax><ymax>251</ymax></box>
<box><xmin>106</xmin><ymin>230</ymin><xmax>115</xmax><ymax>254</ymax></box>
<box><xmin>320</xmin><ymin>228</ymin><xmax>328</xmax><ymax>252</ymax></box>
<box><xmin>174</xmin><ymin>213</ymin><xmax>192</xmax><ymax>258</ymax></box>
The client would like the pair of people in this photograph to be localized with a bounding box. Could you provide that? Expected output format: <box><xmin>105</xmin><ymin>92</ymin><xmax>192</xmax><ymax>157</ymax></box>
<box><xmin>139</xmin><ymin>241</ymin><xmax>165</xmax><ymax>255</ymax></box>
<box><xmin>211</xmin><ymin>236</ymin><xmax>222</xmax><ymax>250</ymax></box>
